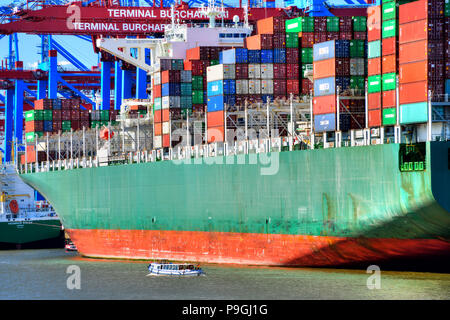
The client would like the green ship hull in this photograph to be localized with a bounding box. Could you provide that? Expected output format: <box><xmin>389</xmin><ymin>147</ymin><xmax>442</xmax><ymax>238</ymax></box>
<box><xmin>0</xmin><ymin>219</ymin><xmax>62</xmax><ymax>245</ymax></box>
<box><xmin>19</xmin><ymin>142</ymin><xmax>450</xmax><ymax>266</ymax></box>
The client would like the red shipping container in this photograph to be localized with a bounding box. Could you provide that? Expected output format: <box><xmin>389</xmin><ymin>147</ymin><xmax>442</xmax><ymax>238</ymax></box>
<box><xmin>382</xmin><ymin>55</ymin><xmax>397</xmax><ymax>74</ymax></box>
<box><xmin>339</xmin><ymin>17</ymin><xmax>353</xmax><ymax>32</ymax></box>
<box><xmin>273</xmin><ymin>64</ymin><xmax>286</xmax><ymax>79</ymax></box>
<box><xmin>162</xmin><ymin>134</ymin><xmax>170</xmax><ymax>147</ymax></box>
<box><xmin>161</xmin><ymin>70</ymin><xmax>180</xmax><ymax>83</ymax></box>
<box><xmin>71</xmin><ymin>120</ymin><xmax>81</xmax><ymax>131</ymax></box>
<box><xmin>286</xmin><ymin>63</ymin><xmax>299</xmax><ymax>79</ymax></box>
<box><xmin>367</xmin><ymin>23</ymin><xmax>381</xmax><ymax>41</ymax></box>
<box><xmin>300</xmin><ymin>33</ymin><xmax>315</xmax><ymax>48</ymax></box>
<box><xmin>162</xmin><ymin>109</ymin><xmax>170</xmax><ymax>122</ymax></box>
<box><xmin>399</xmin><ymin>0</ymin><xmax>428</xmax><ymax>25</ymax></box>
<box><xmin>235</xmin><ymin>64</ymin><xmax>248</xmax><ymax>79</ymax></box>
<box><xmin>245</xmin><ymin>34</ymin><xmax>273</xmax><ymax>50</ymax></box>
<box><xmin>399</xmin><ymin>19</ymin><xmax>428</xmax><ymax>44</ymax></box>
<box><xmin>286</xmin><ymin>48</ymin><xmax>299</xmax><ymax>64</ymax></box>
<box><xmin>192</xmin><ymin>104</ymin><xmax>205</xmax><ymax>113</ymax></box>
<box><xmin>52</xmin><ymin>120</ymin><xmax>62</xmax><ymax>133</ymax></box>
<box><xmin>273</xmin><ymin>32</ymin><xmax>286</xmax><ymax>48</ymax></box>
<box><xmin>207</xmin><ymin>111</ymin><xmax>224</xmax><ymax>127</ymax></box>
<box><xmin>61</xmin><ymin>110</ymin><xmax>71</xmax><ymax>121</ymax></box>
<box><xmin>313</xmin><ymin>59</ymin><xmax>336</xmax><ymax>79</ymax></box>
<box><xmin>368</xmin><ymin>92</ymin><xmax>382</xmax><ymax>110</ymax></box>
<box><xmin>399</xmin><ymin>60</ymin><xmax>428</xmax><ymax>83</ymax></box>
<box><xmin>256</xmin><ymin>16</ymin><xmax>286</xmax><ymax>34</ymax></box>
<box><xmin>25</xmin><ymin>121</ymin><xmax>43</xmax><ymax>133</ymax></box>
<box><xmin>153</xmin><ymin>84</ymin><xmax>162</xmax><ymax>98</ymax></box>
<box><xmin>207</xmin><ymin>126</ymin><xmax>224</xmax><ymax>143</ymax></box>
<box><xmin>52</xmin><ymin>110</ymin><xmax>61</xmax><ymax>121</ymax></box>
<box><xmin>382</xmin><ymin>37</ymin><xmax>396</xmax><ymax>56</ymax></box>
<box><xmin>399</xmin><ymin>81</ymin><xmax>428</xmax><ymax>104</ymax></box>
<box><xmin>34</xmin><ymin>99</ymin><xmax>52</xmax><ymax>110</ymax></box>
<box><xmin>80</xmin><ymin>120</ymin><xmax>90</xmax><ymax>129</ymax></box>
<box><xmin>327</xmin><ymin>32</ymin><xmax>340</xmax><ymax>41</ymax></box>
<box><xmin>273</xmin><ymin>80</ymin><xmax>287</xmax><ymax>96</ymax></box>
<box><xmin>313</xmin><ymin>95</ymin><xmax>336</xmax><ymax>115</ymax></box>
<box><xmin>399</xmin><ymin>40</ymin><xmax>428</xmax><ymax>64</ymax></box>
<box><xmin>71</xmin><ymin>110</ymin><xmax>80</xmax><ymax>121</ymax></box>
<box><xmin>286</xmin><ymin>80</ymin><xmax>300</xmax><ymax>95</ymax></box>
<box><xmin>368</xmin><ymin>109</ymin><xmax>382</xmax><ymax>127</ymax></box>
<box><xmin>335</xmin><ymin>58</ymin><xmax>350</xmax><ymax>76</ymax></box>
<box><xmin>186</xmin><ymin>60</ymin><xmax>209</xmax><ymax>76</ymax></box>
<box><xmin>154</xmin><ymin>110</ymin><xmax>162</xmax><ymax>123</ymax></box>
<box><xmin>314</xmin><ymin>33</ymin><xmax>327</xmax><ymax>43</ymax></box>
<box><xmin>154</xmin><ymin>123</ymin><xmax>162</xmax><ymax>135</ymax></box>
<box><xmin>368</xmin><ymin>58</ymin><xmax>381</xmax><ymax>76</ymax></box>
<box><xmin>186</xmin><ymin>47</ymin><xmax>207</xmax><ymax>61</ymax></box>
<box><xmin>382</xmin><ymin>90</ymin><xmax>396</xmax><ymax>108</ymax></box>
<box><xmin>80</xmin><ymin>110</ymin><xmax>90</xmax><ymax>121</ymax></box>
<box><xmin>301</xmin><ymin>79</ymin><xmax>313</xmax><ymax>95</ymax></box>
<box><xmin>353</xmin><ymin>32</ymin><xmax>367</xmax><ymax>40</ymax></box>
<box><xmin>339</xmin><ymin>31</ymin><xmax>353</xmax><ymax>40</ymax></box>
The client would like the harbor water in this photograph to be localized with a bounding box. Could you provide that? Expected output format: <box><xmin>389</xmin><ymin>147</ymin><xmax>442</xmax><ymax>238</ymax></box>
<box><xmin>0</xmin><ymin>249</ymin><xmax>449</xmax><ymax>300</ymax></box>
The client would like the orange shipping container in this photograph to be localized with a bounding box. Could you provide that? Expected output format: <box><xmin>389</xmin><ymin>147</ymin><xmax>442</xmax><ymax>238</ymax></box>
<box><xmin>313</xmin><ymin>95</ymin><xmax>336</xmax><ymax>115</ymax></box>
<box><xmin>368</xmin><ymin>58</ymin><xmax>381</xmax><ymax>76</ymax></box>
<box><xmin>162</xmin><ymin>134</ymin><xmax>170</xmax><ymax>148</ymax></box>
<box><xmin>399</xmin><ymin>60</ymin><xmax>428</xmax><ymax>84</ymax></box>
<box><xmin>313</xmin><ymin>59</ymin><xmax>336</xmax><ymax>79</ymax></box>
<box><xmin>162</xmin><ymin>109</ymin><xmax>170</xmax><ymax>122</ymax></box>
<box><xmin>382</xmin><ymin>90</ymin><xmax>396</xmax><ymax>108</ymax></box>
<box><xmin>154</xmin><ymin>110</ymin><xmax>162</xmax><ymax>123</ymax></box>
<box><xmin>367</xmin><ymin>5</ymin><xmax>381</xmax><ymax>26</ymax></box>
<box><xmin>184</xmin><ymin>60</ymin><xmax>192</xmax><ymax>71</ymax></box>
<box><xmin>399</xmin><ymin>0</ymin><xmax>427</xmax><ymax>25</ymax></box>
<box><xmin>207</xmin><ymin>126</ymin><xmax>224</xmax><ymax>143</ymax></box>
<box><xmin>153</xmin><ymin>85</ymin><xmax>161</xmax><ymax>98</ymax></box>
<box><xmin>382</xmin><ymin>37</ymin><xmax>396</xmax><ymax>56</ymax></box>
<box><xmin>399</xmin><ymin>40</ymin><xmax>427</xmax><ymax>64</ymax></box>
<box><xmin>186</xmin><ymin>47</ymin><xmax>201</xmax><ymax>61</ymax></box>
<box><xmin>368</xmin><ymin>109</ymin><xmax>382</xmax><ymax>127</ymax></box>
<box><xmin>256</xmin><ymin>16</ymin><xmax>284</xmax><ymax>34</ymax></box>
<box><xmin>367</xmin><ymin>23</ymin><xmax>381</xmax><ymax>41</ymax></box>
<box><xmin>368</xmin><ymin>92</ymin><xmax>382</xmax><ymax>110</ymax></box>
<box><xmin>382</xmin><ymin>55</ymin><xmax>397</xmax><ymax>74</ymax></box>
<box><xmin>399</xmin><ymin>19</ymin><xmax>427</xmax><ymax>44</ymax></box>
<box><xmin>207</xmin><ymin>111</ymin><xmax>224</xmax><ymax>127</ymax></box>
<box><xmin>399</xmin><ymin>81</ymin><xmax>428</xmax><ymax>105</ymax></box>
<box><xmin>154</xmin><ymin>123</ymin><xmax>162</xmax><ymax>136</ymax></box>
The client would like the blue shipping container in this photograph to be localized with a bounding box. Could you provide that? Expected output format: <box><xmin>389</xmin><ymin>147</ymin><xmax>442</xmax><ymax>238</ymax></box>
<box><xmin>220</xmin><ymin>48</ymin><xmax>248</xmax><ymax>64</ymax></box>
<box><xmin>43</xmin><ymin>120</ymin><xmax>52</xmax><ymax>132</ymax></box>
<box><xmin>273</xmin><ymin>48</ymin><xmax>286</xmax><ymax>64</ymax></box>
<box><xmin>336</xmin><ymin>77</ymin><xmax>351</xmax><ymax>91</ymax></box>
<box><xmin>248</xmin><ymin>50</ymin><xmax>261</xmax><ymax>63</ymax></box>
<box><xmin>261</xmin><ymin>95</ymin><xmax>274</xmax><ymax>103</ymax></box>
<box><xmin>313</xmin><ymin>40</ymin><xmax>335</xmax><ymax>62</ymax></box>
<box><xmin>162</xmin><ymin>83</ymin><xmax>181</xmax><ymax>96</ymax></box>
<box><xmin>207</xmin><ymin>80</ymin><xmax>236</xmax><ymax>96</ymax></box>
<box><xmin>314</xmin><ymin>113</ymin><xmax>336</xmax><ymax>132</ymax></box>
<box><xmin>335</xmin><ymin>40</ymin><xmax>350</xmax><ymax>58</ymax></box>
<box><xmin>260</xmin><ymin>50</ymin><xmax>274</xmax><ymax>63</ymax></box>
<box><xmin>446</xmin><ymin>79</ymin><xmax>450</xmax><ymax>95</ymax></box>
<box><xmin>314</xmin><ymin>77</ymin><xmax>336</xmax><ymax>97</ymax></box>
<box><xmin>207</xmin><ymin>95</ymin><xmax>236</xmax><ymax>112</ymax></box>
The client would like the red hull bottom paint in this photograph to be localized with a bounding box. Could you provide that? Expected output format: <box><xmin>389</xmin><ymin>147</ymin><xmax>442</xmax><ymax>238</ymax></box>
<box><xmin>68</xmin><ymin>229</ymin><xmax>450</xmax><ymax>266</ymax></box>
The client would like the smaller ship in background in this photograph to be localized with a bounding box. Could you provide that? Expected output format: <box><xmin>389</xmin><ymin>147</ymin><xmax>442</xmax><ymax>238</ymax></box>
<box><xmin>0</xmin><ymin>162</ymin><xmax>63</xmax><ymax>249</ymax></box>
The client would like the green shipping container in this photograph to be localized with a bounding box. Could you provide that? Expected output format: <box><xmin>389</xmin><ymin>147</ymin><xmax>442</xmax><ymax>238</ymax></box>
<box><xmin>154</xmin><ymin>98</ymin><xmax>162</xmax><ymax>110</ymax></box>
<box><xmin>382</xmin><ymin>108</ymin><xmax>397</xmax><ymax>126</ymax></box>
<box><xmin>368</xmin><ymin>75</ymin><xmax>382</xmax><ymax>93</ymax></box>
<box><xmin>90</xmin><ymin>121</ymin><xmax>100</xmax><ymax>129</ymax></box>
<box><xmin>326</xmin><ymin>16</ymin><xmax>339</xmax><ymax>32</ymax></box>
<box><xmin>382</xmin><ymin>73</ymin><xmax>396</xmax><ymax>91</ymax></box>
<box><xmin>302</xmin><ymin>17</ymin><xmax>315</xmax><ymax>32</ymax></box>
<box><xmin>350</xmin><ymin>40</ymin><xmax>365</xmax><ymax>58</ymax></box>
<box><xmin>368</xmin><ymin>40</ymin><xmax>381</xmax><ymax>59</ymax></box>
<box><xmin>301</xmin><ymin>64</ymin><xmax>312</xmax><ymax>79</ymax></box>
<box><xmin>382</xmin><ymin>19</ymin><xmax>397</xmax><ymax>38</ymax></box>
<box><xmin>400</xmin><ymin>102</ymin><xmax>428</xmax><ymax>124</ymax></box>
<box><xmin>285</xmin><ymin>33</ymin><xmax>299</xmax><ymax>48</ymax></box>
<box><xmin>100</xmin><ymin>110</ymin><xmax>109</xmax><ymax>121</ymax></box>
<box><xmin>285</xmin><ymin>17</ymin><xmax>302</xmax><ymax>33</ymax></box>
<box><xmin>352</xmin><ymin>16</ymin><xmax>367</xmax><ymax>32</ymax></box>
<box><xmin>138</xmin><ymin>110</ymin><xmax>147</xmax><ymax>116</ymax></box>
<box><xmin>445</xmin><ymin>0</ymin><xmax>449</xmax><ymax>16</ymax></box>
<box><xmin>210</xmin><ymin>60</ymin><xmax>219</xmax><ymax>66</ymax></box>
<box><xmin>43</xmin><ymin>110</ymin><xmax>53</xmax><ymax>121</ymax></box>
<box><xmin>181</xmin><ymin>109</ymin><xmax>193</xmax><ymax>117</ymax></box>
<box><xmin>350</xmin><ymin>76</ymin><xmax>365</xmax><ymax>90</ymax></box>
<box><xmin>181</xmin><ymin>83</ymin><xmax>192</xmax><ymax>96</ymax></box>
<box><xmin>382</xmin><ymin>1</ymin><xmax>397</xmax><ymax>21</ymax></box>
<box><xmin>25</xmin><ymin>131</ymin><xmax>43</xmax><ymax>143</ymax></box>
<box><xmin>192</xmin><ymin>90</ymin><xmax>204</xmax><ymax>104</ymax></box>
<box><xmin>24</xmin><ymin>110</ymin><xmax>43</xmax><ymax>121</ymax></box>
<box><xmin>301</xmin><ymin>48</ymin><xmax>313</xmax><ymax>63</ymax></box>
<box><xmin>192</xmin><ymin>76</ymin><xmax>203</xmax><ymax>90</ymax></box>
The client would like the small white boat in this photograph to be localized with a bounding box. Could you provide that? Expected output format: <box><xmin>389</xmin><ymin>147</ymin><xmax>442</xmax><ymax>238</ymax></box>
<box><xmin>65</xmin><ymin>241</ymin><xmax>77</xmax><ymax>252</ymax></box>
<box><xmin>147</xmin><ymin>262</ymin><xmax>205</xmax><ymax>276</ymax></box>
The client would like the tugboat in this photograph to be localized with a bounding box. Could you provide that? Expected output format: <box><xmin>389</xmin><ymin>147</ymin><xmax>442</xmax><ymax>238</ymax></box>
<box><xmin>148</xmin><ymin>261</ymin><xmax>205</xmax><ymax>276</ymax></box>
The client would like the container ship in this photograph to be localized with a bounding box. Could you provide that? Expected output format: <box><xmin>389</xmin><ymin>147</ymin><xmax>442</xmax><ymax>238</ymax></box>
<box><xmin>15</xmin><ymin>0</ymin><xmax>450</xmax><ymax>266</ymax></box>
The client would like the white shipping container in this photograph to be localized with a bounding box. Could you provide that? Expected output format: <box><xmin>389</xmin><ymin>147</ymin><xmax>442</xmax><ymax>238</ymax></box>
<box><xmin>236</xmin><ymin>80</ymin><xmax>249</xmax><ymax>94</ymax></box>
<box><xmin>153</xmin><ymin>72</ymin><xmax>161</xmax><ymax>86</ymax></box>
<box><xmin>162</xmin><ymin>121</ymin><xmax>170</xmax><ymax>134</ymax></box>
<box><xmin>207</xmin><ymin>64</ymin><xmax>236</xmax><ymax>82</ymax></box>
<box><xmin>153</xmin><ymin>135</ymin><xmax>162</xmax><ymax>148</ymax></box>
<box><xmin>249</xmin><ymin>80</ymin><xmax>261</xmax><ymax>94</ymax></box>
<box><xmin>261</xmin><ymin>80</ymin><xmax>274</xmax><ymax>94</ymax></box>
<box><xmin>248</xmin><ymin>64</ymin><xmax>261</xmax><ymax>79</ymax></box>
<box><xmin>162</xmin><ymin>96</ymin><xmax>180</xmax><ymax>109</ymax></box>
<box><xmin>260</xmin><ymin>64</ymin><xmax>274</xmax><ymax>79</ymax></box>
